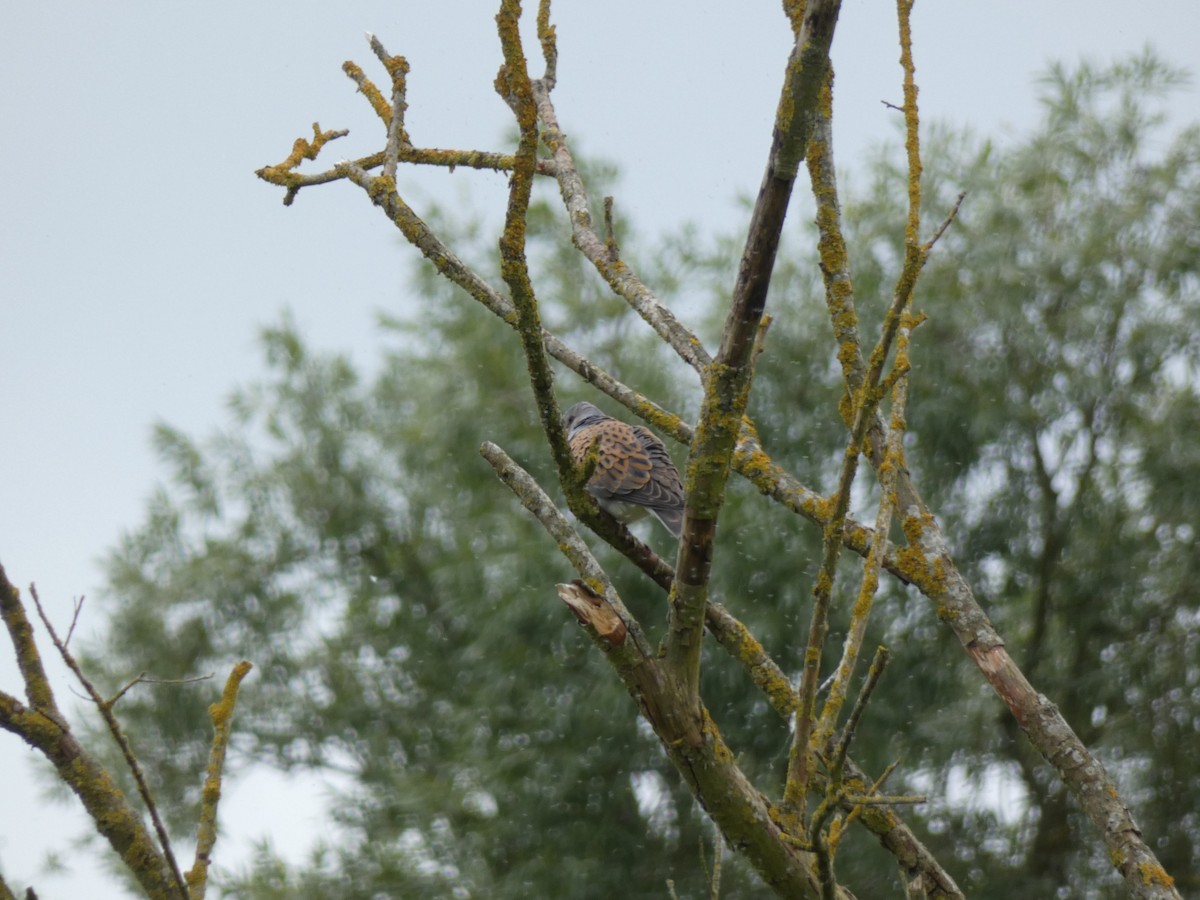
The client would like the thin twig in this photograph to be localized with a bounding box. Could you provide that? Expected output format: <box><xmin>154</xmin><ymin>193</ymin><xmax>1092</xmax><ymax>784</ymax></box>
<box><xmin>830</xmin><ymin>646</ymin><xmax>890</xmax><ymax>776</ymax></box>
<box><xmin>29</xmin><ymin>586</ymin><xmax>189</xmax><ymax>900</ymax></box>
<box><xmin>367</xmin><ymin>33</ymin><xmax>412</xmax><ymax>180</ymax></box>
<box><xmin>922</xmin><ymin>190</ymin><xmax>967</xmax><ymax>252</ymax></box>
<box><xmin>843</xmin><ymin>794</ymin><xmax>927</xmax><ymax>806</ymax></box>
<box><xmin>63</xmin><ymin>596</ymin><xmax>85</xmax><ymax>647</ymax></box>
<box><xmin>708</xmin><ymin>830</ymin><xmax>723</xmax><ymax>899</ymax></box>
<box><xmin>107</xmin><ymin>671</ymin><xmax>213</xmax><ymax>709</ymax></box>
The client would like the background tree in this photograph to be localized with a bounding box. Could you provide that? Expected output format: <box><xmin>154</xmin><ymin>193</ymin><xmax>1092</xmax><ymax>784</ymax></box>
<box><xmin>81</xmin><ymin>41</ymin><xmax>1200</xmax><ymax>896</ymax></box>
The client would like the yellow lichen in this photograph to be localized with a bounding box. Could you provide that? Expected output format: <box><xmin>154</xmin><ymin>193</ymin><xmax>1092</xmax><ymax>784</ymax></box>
<box><xmin>1137</xmin><ymin>861</ymin><xmax>1175</xmax><ymax>887</ymax></box>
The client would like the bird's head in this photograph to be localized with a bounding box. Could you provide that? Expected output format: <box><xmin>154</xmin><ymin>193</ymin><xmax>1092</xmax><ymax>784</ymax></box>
<box><xmin>563</xmin><ymin>401</ymin><xmax>606</xmax><ymax>438</ymax></box>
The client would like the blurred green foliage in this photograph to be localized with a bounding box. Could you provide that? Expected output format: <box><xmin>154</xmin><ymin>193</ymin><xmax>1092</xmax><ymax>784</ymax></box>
<box><xmin>88</xmin><ymin>54</ymin><xmax>1199</xmax><ymax>897</ymax></box>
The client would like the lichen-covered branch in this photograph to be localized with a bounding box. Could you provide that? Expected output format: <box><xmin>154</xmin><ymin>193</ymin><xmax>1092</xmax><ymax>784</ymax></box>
<box><xmin>796</xmin><ymin>1</ymin><xmax>1181</xmax><ymax>893</ymax></box>
<box><xmin>816</xmin><ymin>334</ymin><xmax>910</xmax><ymax>746</ymax></box>
<box><xmin>29</xmin><ymin>586</ymin><xmax>188</xmax><ymax>899</ymax></box>
<box><xmin>494</xmin><ymin>0</ymin><xmax>575</xmax><ymax>479</ymax></box>
<box><xmin>0</xmin><ymin>564</ymin><xmax>180</xmax><ymax>899</ymax></box>
<box><xmin>480</xmin><ymin>441</ymin><xmax>651</xmax><ymax>656</ymax></box>
<box><xmin>186</xmin><ymin>660</ymin><xmax>252</xmax><ymax>900</ymax></box>
<box><xmin>667</xmin><ymin>0</ymin><xmax>843</xmax><ymax>702</ymax></box>
<box><xmin>783</xmin><ymin>354</ymin><xmax>902</xmax><ymax>815</ymax></box>
<box><xmin>635</xmin><ymin>560</ymin><xmax>964</xmax><ymax>898</ymax></box>
<box><xmin>529</xmin><ymin>81</ymin><xmax>712</xmax><ymax>373</ymax></box>
<box><xmin>479</xmin><ymin>441</ymin><xmax>841</xmax><ymax>897</ymax></box>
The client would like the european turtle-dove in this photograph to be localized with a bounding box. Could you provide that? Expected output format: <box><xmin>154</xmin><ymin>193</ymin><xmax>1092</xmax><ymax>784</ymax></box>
<box><xmin>563</xmin><ymin>401</ymin><xmax>685</xmax><ymax>538</ymax></box>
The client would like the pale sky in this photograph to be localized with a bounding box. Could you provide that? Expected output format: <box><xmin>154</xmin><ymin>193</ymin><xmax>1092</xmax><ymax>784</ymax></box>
<box><xmin>2</xmin><ymin>2</ymin><xmax>1197</xmax><ymax>896</ymax></box>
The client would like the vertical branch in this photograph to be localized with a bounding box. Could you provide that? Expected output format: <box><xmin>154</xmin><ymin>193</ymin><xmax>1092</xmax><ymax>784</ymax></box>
<box><xmin>805</xmin><ymin>72</ymin><xmax>868</xmax><ymax>419</ymax></box>
<box><xmin>187</xmin><ymin>661</ymin><xmax>253</xmax><ymax>900</ymax></box>
<box><xmin>816</xmin><ymin>362</ymin><xmax>909</xmax><ymax>741</ymax></box>
<box><xmin>367</xmin><ymin>34</ymin><xmax>412</xmax><ymax>180</ymax></box>
<box><xmin>536</xmin><ymin>0</ymin><xmax>557</xmax><ymax>86</ymax></box>
<box><xmin>783</xmin><ymin>348</ymin><xmax>906</xmax><ymax>815</ymax></box>
<box><xmin>785</xmin><ymin>0</ymin><xmax>929</xmax><ymax>817</ymax></box>
<box><xmin>898</xmin><ymin>0</ymin><xmax>922</xmax><ymax>252</ymax></box>
<box><xmin>494</xmin><ymin>0</ymin><xmax>573</xmax><ymax>481</ymax></box>
<box><xmin>666</xmin><ymin>0</ymin><xmax>843</xmax><ymax>701</ymax></box>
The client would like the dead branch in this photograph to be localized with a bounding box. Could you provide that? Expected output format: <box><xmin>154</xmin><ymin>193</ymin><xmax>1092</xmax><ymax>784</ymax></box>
<box><xmin>0</xmin><ymin>565</ymin><xmax>180</xmax><ymax>899</ymax></box>
<box><xmin>29</xmin><ymin>585</ymin><xmax>188</xmax><ymax>899</ymax></box>
<box><xmin>667</xmin><ymin>0</ymin><xmax>843</xmax><ymax>707</ymax></box>
<box><xmin>186</xmin><ymin>660</ymin><xmax>253</xmax><ymax>899</ymax></box>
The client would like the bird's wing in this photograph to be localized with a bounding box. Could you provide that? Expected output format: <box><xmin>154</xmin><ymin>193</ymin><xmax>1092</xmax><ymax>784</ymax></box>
<box><xmin>629</xmin><ymin>426</ymin><xmax>685</xmax><ymax>513</ymax></box>
<box><xmin>569</xmin><ymin>419</ymin><xmax>653</xmax><ymax>500</ymax></box>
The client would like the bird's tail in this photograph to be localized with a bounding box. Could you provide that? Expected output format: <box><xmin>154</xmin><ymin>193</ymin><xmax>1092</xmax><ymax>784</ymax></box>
<box><xmin>652</xmin><ymin>506</ymin><xmax>684</xmax><ymax>539</ymax></box>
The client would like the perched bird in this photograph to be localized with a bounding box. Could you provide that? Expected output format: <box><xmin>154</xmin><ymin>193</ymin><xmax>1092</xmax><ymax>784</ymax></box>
<box><xmin>563</xmin><ymin>401</ymin><xmax>686</xmax><ymax>538</ymax></box>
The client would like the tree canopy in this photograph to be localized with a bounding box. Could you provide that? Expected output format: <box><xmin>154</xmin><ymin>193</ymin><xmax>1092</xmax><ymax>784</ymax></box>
<box><xmin>71</xmin><ymin>47</ymin><xmax>1200</xmax><ymax>898</ymax></box>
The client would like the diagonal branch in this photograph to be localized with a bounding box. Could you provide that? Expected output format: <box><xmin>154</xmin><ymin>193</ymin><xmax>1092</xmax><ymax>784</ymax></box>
<box><xmin>800</xmin><ymin>2</ymin><xmax>1181</xmax><ymax>894</ymax></box>
<box><xmin>479</xmin><ymin>442</ymin><xmax>844</xmax><ymax>897</ymax></box>
<box><xmin>0</xmin><ymin>564</ymin><xmax>178</xmax><ymax>899</ymax></box>
<box><xmin>666</xmin><ymin>0</ymin><xmax>843</xmax><ymax>700</ymax></box>
<box><xmin>529</xmin><ymin>80</ymin><xmax>712</xmax><ymax>372</ymax></box>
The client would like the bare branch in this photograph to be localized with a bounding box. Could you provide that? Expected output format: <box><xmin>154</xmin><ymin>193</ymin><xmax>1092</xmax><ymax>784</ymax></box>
<box><xmin>366</xmin><ymin>34</ymin><xmax>412</xmax><ymax>179</ymax></box>
<box><xmin>667</xmin><ymin>0</ymin><xmax>842</xmax><ymax>700</ymax></box>
<box><xmin>29</xmin><ymin>586</ymin><xmax>188</xmax><ymax>900</ymax></box>
<box><xmin>478</xmin><ymin>445</ymin><xmax>839</xmax><ymax>896</ymax></box>
<box><xmin>63</xmin><ymin>595</ymin><xmax>85</xmax><ymax>647</ymax></box>
<box><xmin>0</xmin><ymin>565</ymin><xmax>178</xmax><ymax>898</ymax></box>
<box><xmin>922</xmin><ymin>190</ymin><xmax>967</xmax><ymax>253</ymax></box>
<box><xmin>108</xmin><ymin>672</ymin><xmax>214</xmax><ymax>709</ymax></box>
<box><xmin>530</xmin><ymin>80</ymin><xmax>712</xmax><ymax>372</ymax></box>
<box><xmin>187</xmin><ymin>660</ymin><xmax>253</xmax><ymax>899</ymax></box>
<box><xmin>830</xmin><ymin>646</ymin><xmax>890</xmax><ymax>777</ymax></box>
<box><xmin>494</xmin><ymin>0</ymin><xmax>577</xmax><ymax>490</ymax></box>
